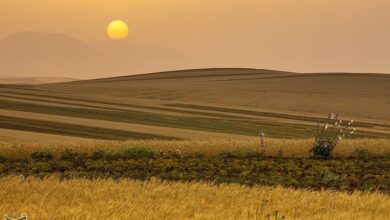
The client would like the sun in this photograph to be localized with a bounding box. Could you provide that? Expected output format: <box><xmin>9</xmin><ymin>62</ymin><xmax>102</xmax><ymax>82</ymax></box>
<box><xmin>107</xmin><ymin>20</ymin><xmax>129</xmax><ymax>40</ymax></box>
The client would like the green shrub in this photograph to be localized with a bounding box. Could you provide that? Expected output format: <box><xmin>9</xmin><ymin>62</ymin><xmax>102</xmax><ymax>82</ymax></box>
<box><xmin>220</xmin><ymin>151</ymin><xmax>245</xmax><ymax>159</ymax></box>
<box><xmin>277</xmin><ymin>150</ymin><xmax>284</xmax><ymax>158</ymax></box>
<box><xmin>29</xmin><ymin>161</ymin><xmax>53</xmax><ymax>172</ymax></box>
<box><xmin>122</xmin><ymin>147</ymin><xmax>154</xmax><ymax>159</ymax></box>
<box><xmin>220</xmin><ymin>150</ymin><xmax>267</xmax><ymax>159</ymax></box>
<box><xmin>322</xmin><ymin>169</ymin><xmax>340</xmax><ymax>186</ymax></box>
<box><xmin>311</xmin><ymin>138</ymin><xmax>335</xmax><ymax>159</ymax></box>
<box><xmin>104</xmin><ymin>151</ymin><xmax>122</xmax><ymax>161</ymax></box>
<box><xmin>31</xmin><ymin>149</ymin><xmax>53</xmax><ymax>161</ymax></box>
<box><xmin>189</xmin><ymin>152</ymin><xmax>205</xmax><ymax>158</ymax></box>
<box><xmin>92</xmin><ymin>150</ymin><xmax>106</xmax><ymax>160</ymax></box>
<box><xmin>60</xmin><ymin>149</ymin><xmax>78</xmax><ymax>160</ymax></box>
<box><xmin>351</xmin><ymin>147</ymin><xmax>374</xmax><ymax>159</ymax></box>
<box><xmin>0</xmin><ymin>154</ymin><xmax>6</xmax><ymax>162</ymax></box>
<box><xmin>0</xmin><ymin>163</ymin><xmax>6</xmax><ymax>172</ymax></box>
<box><xmin>244</xmin><ymin>151</ymin><xmax>265</xmax><ymax>158</ymax></box>
<box><xmin>56</xmin><ymin>161</ymin><xmax>74</xmax><ymax>171</ymax></box>
<box><xmin>310</xmin><ymin>113</ymin><xmax>356</xmax><ymax>159</ymax></box>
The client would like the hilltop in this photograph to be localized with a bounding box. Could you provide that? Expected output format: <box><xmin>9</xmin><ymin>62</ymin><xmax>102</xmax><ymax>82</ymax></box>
<box><xmin>47</xmin><ymin>68</ymin><xmax>390</xmax><ymax>120</ymax></box>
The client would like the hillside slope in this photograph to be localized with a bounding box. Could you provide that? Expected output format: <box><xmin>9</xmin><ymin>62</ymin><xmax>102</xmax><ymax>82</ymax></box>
<box><xmin>0</xmin><ymin>76</ymin><xmax>77</xmax><ymax>84</ymax></box>
<box><xmin>0</xmin><ymin>68</ymin><xmax>389</xmax><ymax>141</ymax></box>
<box><xmin>46</xmin><ymin>68</ymin><xmax>390</xmax><ymax>120</ymax></box>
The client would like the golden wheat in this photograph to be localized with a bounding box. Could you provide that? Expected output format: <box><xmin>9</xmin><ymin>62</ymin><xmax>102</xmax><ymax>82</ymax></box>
<box><xmin>1</xmin><ymin>138</ymin><xmax>390</xmax><ymax>159</ymax></box>
<box><xmin>0</xmin><ymin>176</ymin><xmax>389</xmax><ymax>220</ymax></box>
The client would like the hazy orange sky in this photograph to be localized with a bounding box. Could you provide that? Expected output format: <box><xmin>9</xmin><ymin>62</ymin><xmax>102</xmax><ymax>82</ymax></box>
<box><xmin>1</xmin><ymin>0</ymin><xmax>390</xmax><ymax>73</ymax></box>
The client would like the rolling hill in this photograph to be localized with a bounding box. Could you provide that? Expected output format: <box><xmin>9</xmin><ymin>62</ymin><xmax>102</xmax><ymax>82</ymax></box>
<box><xmin>47</xmin><ymin>68</ymin><xmax>390</xmax><ymax>120</ymax></box>
<box><xmin>0</xmin><ymin>68</ymin><xmax>389</xmax><ymax>141</ymax></box>
<box><xmin>0</xmin><ymin>76</ymin><xmax>78</xmax><ymax>84</ymax></box>
<box><xmin>0</xmin><ymin>69</ymin><xmax>390</xmax><ymax>140</ymax></box>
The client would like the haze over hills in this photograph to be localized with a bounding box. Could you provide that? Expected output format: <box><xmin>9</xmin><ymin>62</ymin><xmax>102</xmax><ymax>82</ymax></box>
<box><xmin>92</xmin><ymin>41</ymin><xmax>199</xmax><ymax>74</ymax></box>
<box><xmin>0</xmin><ymin>32</ymin><xmax>201</xmax><ymax>79</ymax></box>
<box><xmin>0</xmin><ymin>32</ymin><xmax>389</xmax><ymax>138</ymax></box>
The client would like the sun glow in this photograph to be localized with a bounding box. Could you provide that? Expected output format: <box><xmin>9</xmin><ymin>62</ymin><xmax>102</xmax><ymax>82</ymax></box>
<box><xmin>107</xmin><ymin>20</ymin><xmax>129</xmax><ymax>40</ymax></box>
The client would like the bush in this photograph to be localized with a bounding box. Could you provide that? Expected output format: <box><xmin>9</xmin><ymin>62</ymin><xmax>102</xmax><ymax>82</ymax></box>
<box><xmin>310</xmin><ymin>113</ymin><xmax>356</xmax><ymax>159</ymax></box>
<box><xmin>245</xmin><ymin>151</ymin><xmax>265</xmax><ymax>158</ymax></box>
<box><xmin>311</xmin><ymin>138</ymin><xmax>335</xmax><ymax>159</ymax></box>
<box><xmin>220</xmin><ymin>151</ymin><xmax>245</xmax><ymax>159</ymax></box>
<box><xmin>31</xmin><ymin>149</ymin><xmax>53</xmax><ymax>161</ymax></box>
<box><xmin>220</xmin><ymin>150</ymin><xmax>266</xmax><ymax>159</ymax></box>
<box><xmin>351</xmin><ymin>147</ymin><xmax>374</xmax><ymax>159</ymax></box>
<box><xmin>60</xmin><ymin>149</ymin><xmax>78</xmax><ymax>160</ymax></box>
<box><xmin>277</xmin><ymin>150</ymin><xmax>284</xmax><ymax>158</ymax></box>
<box><xmin>189</xmin><ymin>152</ymin><xmax>205</xmax><ymax>158</ymax></box>
<box><xmin>322</xmin><ymin>169</ymin><xmax>340</xmax><ymax>186</ymax></box>
<box><xmin>122</xmin><ymin>147</ymin><xmax>154</xmax><ymax>159</ymax></box>
<box><xmin>92</xmin><ymin>150</ymin><xmax>106</xmax><ymax>160</ymax></box>
<box><xmin>104</xmin><ymin>151</ymin><xmax>122</xmax><ymax>161</ymax></box>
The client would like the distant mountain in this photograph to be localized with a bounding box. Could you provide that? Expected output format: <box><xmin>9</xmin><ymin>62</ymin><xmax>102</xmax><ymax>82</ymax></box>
<box><xmin>0</xmin><ymin>32</ymin><xmax>111</xmax><ymax>78</ymax></box>
<box><xmin>0</xmin><ymin>32</ymin><xmax>201</xmax><ymax>78</ymax></box>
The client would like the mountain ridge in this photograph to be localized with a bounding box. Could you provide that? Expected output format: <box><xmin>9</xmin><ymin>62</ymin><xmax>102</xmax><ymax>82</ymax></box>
<box><xmin>0</xmin><ymin>31</ymin><xmax>201</xmax><ymax>79</ymax></box>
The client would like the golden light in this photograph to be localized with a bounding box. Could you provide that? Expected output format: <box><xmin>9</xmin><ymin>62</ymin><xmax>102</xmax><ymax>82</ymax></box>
<box><xmin>107</xmin><ymin>20</ymin><xmax>129</xmax><ymax>40</ymax></box>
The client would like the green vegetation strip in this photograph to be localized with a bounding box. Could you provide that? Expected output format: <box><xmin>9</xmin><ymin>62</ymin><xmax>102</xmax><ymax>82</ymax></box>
<box><xmin>166</xmin><ymin>103</ymin><xmax>390</xmax><ymax>129</ymax></box>
<box><xmin>1</xmin><ymin>148</ymin><xmax>390</xmax><ymax>193</ymax></box>
<box><xmin>2</xmin><ymin>89</ymin><xmax>389</xmax><ymax>132</ymax></box>
<box><xmin>2</xmin><ymin>86</ymin><xmax>390</xmax><ymax>130</ymax></box>
<box><xmin>0</xmin><ymin>93</ymin><xmax>250</xmax><ymax>120</ymax></box>
<box><xmin>0</xmin><ymin>99</ymin><xmax>320</xmax><ymax>138</ymax></box>
<box><xmin>0</xmin><ymin>115</ymin><xmax>177</xmax><ymax>140</ymax></box>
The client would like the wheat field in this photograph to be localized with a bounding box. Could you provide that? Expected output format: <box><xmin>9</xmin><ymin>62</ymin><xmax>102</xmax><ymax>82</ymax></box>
<box><xmin>1</xmin><ymin>138</ymin><xmax>390</xmax><ymax>159</ymax></box>
<box><xmin>0</xmin><ymin>176</ymin><xmax>389</xmax><ymax>220</ymax></box>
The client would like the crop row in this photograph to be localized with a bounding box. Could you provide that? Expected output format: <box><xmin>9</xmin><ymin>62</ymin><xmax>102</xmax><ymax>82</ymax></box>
<box><xmin>0</xmin><ymin>148</ymin><xmax>390</xmax><ymax>192</ymax></box>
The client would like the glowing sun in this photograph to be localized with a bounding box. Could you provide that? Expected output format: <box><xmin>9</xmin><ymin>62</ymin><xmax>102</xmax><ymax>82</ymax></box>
<box><xmin>107</xmin><ymin>20</ymin><xmax>129</xmax><ymax>40</ymax></box>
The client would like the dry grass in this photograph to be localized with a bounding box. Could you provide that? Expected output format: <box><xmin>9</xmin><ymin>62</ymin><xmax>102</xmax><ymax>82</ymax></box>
<box><xmin>0</xmin><ymin>128</ymin><xmax>91</xmax><ymax>143</ymax></box>
<box><xmin>1</xmin><ymin>138</ymin><xmax>390</xmax><ymax>159</ymax></box>
<box><xmin>0</xmin><ymin>176</ymin><xmax>389</xmax><ymax>220</ymax></box>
